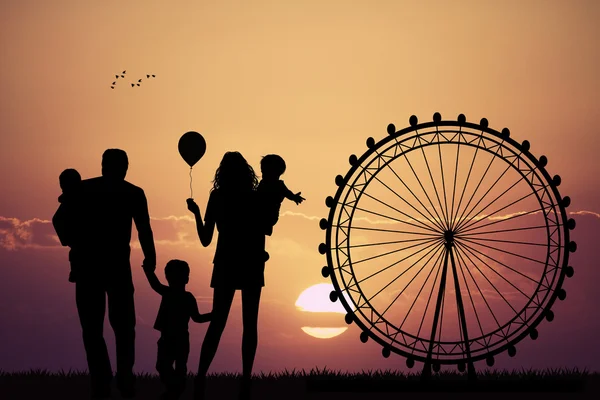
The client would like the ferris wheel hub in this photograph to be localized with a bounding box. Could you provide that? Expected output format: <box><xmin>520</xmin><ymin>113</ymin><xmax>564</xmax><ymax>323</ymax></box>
<box><xmin>443</xmin><ymin>230</ymin><xmax>456</xmax><ymax>245</ymax></box>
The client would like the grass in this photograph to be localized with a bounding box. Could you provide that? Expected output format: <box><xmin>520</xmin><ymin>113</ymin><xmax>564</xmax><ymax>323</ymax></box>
<box><xmin>0</xmin><ymin>368</ymin><xmax>597</xmax><ymax>399</ymax></box>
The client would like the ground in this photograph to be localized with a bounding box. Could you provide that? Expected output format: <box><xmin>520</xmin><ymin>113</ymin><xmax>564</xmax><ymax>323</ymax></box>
<box><xmin>1</xmin><ymin>369</ymin><xmax>597</xmax><ymax>399</ymax></box>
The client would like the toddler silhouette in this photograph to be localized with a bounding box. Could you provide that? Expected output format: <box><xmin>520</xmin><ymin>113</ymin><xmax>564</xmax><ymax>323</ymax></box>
<box><xmin>51</xmin><ymin>168</ymin><xmax>82</xmax><ymax>283</ymax></box>
<box><xmin>144</xmin><ymin>260</ymin><xmax>212</xmax><ymax>400</ymax></box>
<box><xmin>256</xmin><ymin>154</ymin><xmax>305</xmax><ymax>236</ymax></box>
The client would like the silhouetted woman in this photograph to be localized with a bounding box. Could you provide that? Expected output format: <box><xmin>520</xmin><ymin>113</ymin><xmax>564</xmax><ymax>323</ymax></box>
<box><xmin>186</xmin><ymin>151</ymin><xmax>266</xmax><ymax>400</ymax></box>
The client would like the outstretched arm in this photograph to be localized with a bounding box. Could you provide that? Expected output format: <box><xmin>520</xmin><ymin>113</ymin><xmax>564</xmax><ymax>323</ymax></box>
<box><xmin>133</xmin><ymin>189</ymin><xmax>157</xmax><ymax>269</ymax></box>
<box><xmin>187</xmin><ymin>194</ymin><xmax>216</xmax><ymax>247</ymax></box>
<box><xmin>189</xmin><ymin>293</ymin><xmax>212</xmax><ymax>323</ymax></box>
<box><xmin>143</xmin><ymin>267</ymin><xmax>167</xmax><ymax>295</ymax></box>
<box><xmin>281</xmin><ymin>182</ymin><xmax>305</xmax><ymax>205</ymax></box>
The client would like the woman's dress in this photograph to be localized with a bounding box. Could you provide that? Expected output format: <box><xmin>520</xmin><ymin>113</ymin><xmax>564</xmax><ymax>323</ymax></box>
<box><xmin>205</xmin><ymin>188</ymin><xmax>266</xmax><ymax>289</ymax></box>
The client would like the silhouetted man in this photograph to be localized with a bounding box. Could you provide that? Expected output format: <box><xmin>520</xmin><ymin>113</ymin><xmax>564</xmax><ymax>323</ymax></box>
<box><xmin>62</xmin><ymin>149</ymin><xmax>156</xmax><ymax>399</ymax></box>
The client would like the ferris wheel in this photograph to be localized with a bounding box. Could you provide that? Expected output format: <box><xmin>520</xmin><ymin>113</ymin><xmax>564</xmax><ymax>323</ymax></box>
<box><xmin>319</xmin><ymin>113</ymin><xmax>576</xmax><ymax>378</ymax></box>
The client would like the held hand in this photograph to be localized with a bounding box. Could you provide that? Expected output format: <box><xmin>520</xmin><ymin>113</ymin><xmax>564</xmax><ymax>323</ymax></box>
<box><xmin>186</xmin><ymin>198</ymin><xmax>200</xmax><ymax>215</ymax></box>
<box><xmin>294</xmin><ymin>192</ymin><xmax>306</xmax><ymax>205</ymax></box>
<box><xmin>142</xmin><ymin>259</ymin><xmax>156</xmax><ymax>273</ymax></box>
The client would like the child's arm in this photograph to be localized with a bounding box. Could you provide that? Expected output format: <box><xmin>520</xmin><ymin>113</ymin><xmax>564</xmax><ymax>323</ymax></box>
<box><xmin>143</xmin><ymin>267</ymin><xmax>168</xmax><ymax>295</ymax></box>
<box><xmin>188</xmin><ymin>293</ymin><xmax>212</xmax><ymax>323</ymax></box>
<box><xmin>281</xmin><ymin>182</ymin><xmax>305</xmax><ymax>205</ymax></box>
<box><xmin>52</xmin><ymin>203</ymin><xmax>71</xmax><ymax>246</ymax></box>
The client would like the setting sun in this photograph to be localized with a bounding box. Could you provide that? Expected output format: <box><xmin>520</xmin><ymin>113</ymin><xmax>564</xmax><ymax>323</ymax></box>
<box><xmin>295</xmin><ymin>283</ymin><xmax>355</xmax><ymax>339</ymax></box>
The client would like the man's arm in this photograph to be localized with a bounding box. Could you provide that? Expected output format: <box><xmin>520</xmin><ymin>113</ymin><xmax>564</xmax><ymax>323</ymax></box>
<box><xmin>143</xmin><ymin>268</ymin><xmax>167</xmax><ymax>295</ymax></box>
<box><xmin>133</xmin><ymin>188</ymin><xmax>156</xmax><ymax>268</ymax></box>
<box><xmin>189</xmin><ymin>293</ymin><xmax>212</xmax><ymax>323</ymax></box>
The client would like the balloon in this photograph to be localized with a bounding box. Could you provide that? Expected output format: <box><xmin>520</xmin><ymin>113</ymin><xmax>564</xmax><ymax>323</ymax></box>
<box><xmin>178</xmin><ymin>131</ymin><xmax>206</xmax><ymax>167</ymax></box>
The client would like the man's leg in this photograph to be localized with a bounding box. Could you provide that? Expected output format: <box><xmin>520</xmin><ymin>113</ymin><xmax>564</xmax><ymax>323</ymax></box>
<box><xmin>107</xmin><ymin>276</ymin><xmax>136</xmax><ymax>397</ymax></box>
<box><xmin>76</xmin><ymin>278</ymin><xmax>111</xmax><ymax>397</ymax></box>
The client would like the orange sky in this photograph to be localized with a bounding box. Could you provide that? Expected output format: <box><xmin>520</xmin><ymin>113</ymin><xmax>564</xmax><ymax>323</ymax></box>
<box><xmin>1</xmin><ymin>0</ymin><xmax>599</xmax><ymax>373</ymax></box>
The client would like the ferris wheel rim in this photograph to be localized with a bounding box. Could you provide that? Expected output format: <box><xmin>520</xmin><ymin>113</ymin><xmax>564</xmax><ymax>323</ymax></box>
<box><xmin>323</xmin><ymin>115</ymin><xmax>573</xmax><ymax>364</ymax></box>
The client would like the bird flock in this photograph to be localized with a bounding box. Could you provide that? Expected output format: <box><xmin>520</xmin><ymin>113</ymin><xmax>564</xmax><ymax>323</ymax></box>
<box><xmin>110</xmin><ymin>70</ymin><xmax>156</xmax><ymax>89</ymax></box>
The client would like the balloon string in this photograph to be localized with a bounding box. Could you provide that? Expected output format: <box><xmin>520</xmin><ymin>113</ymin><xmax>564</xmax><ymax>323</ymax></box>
<box><xmin>189</xmin><ymin>167</ymin><xmax>193</xmax><ymax>199</ymax></box>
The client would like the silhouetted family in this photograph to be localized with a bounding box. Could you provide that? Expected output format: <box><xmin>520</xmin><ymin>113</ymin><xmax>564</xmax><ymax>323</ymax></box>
<box><xmin>52</xmin><ymin>150</ymin><xmax>304</xmax><ymax>400</ymax></box>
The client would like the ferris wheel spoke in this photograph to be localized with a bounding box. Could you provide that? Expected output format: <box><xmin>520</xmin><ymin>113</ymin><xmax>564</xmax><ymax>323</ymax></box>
<box><xmin>451</xmin><ymin>133</ymin><xmax>485</xmax><ymax>233</ymax></box>
<box><xmin>452</xmin><ymin>244</ymin><xmax>505</xmax><ymax>334</ymax></box>
<box><xmin>455</xmin><ymin>235</ymin><xmax>552</xmax><ymax>248</ymax></box>
<box><xmin>455</xmin><ymin>240</ymin><xmax>547</xmax><ymax>293</ymax></box>
<box><xmin>453</xmin><ymin>160</ymin><xmax>514</xmax><ymax>233</ymax></box>
<box><xmin>374</xmin><ymin>244</ymin><xmax>445</xmax><ymax>327</ymax></box>
<box><xmin>352</xmin><ymin>204</ymin><xmax>439</xmax><ymax>234</ymax></box>
<box><xmin>454</xmin><ymin>171</ymin><xmax>523</xmax><ymax>233</ymax></box>
<box><xmin>457</xmin><ymin>224</ymin><xmax>548</xmax><ymax>237</ymax></box>
<box><xmin>436</xmin><ymin>278</ymin><xmax>446</xmax><ymax>348</ymax></box>
<box><xmin>449</xmin><ymin>248</ymin><xmax>474</xmax><ymax>361</ymax></box>
<box><xmin>344</xmin><ymin>239</ymin><xmax>443</xmax><ymax>292</ymax></box>
<box><xmin>452</xmin><ymin>137</ymin><xmax>505</xmax><ymax>231</ymax></box>
<box><xmin>449</xmin><ymin>131</ymin><xmax>462</xmax><ymax>235</ymax></box>
<box><xmin>436</xmin><ymin>132</ymin><xmax>451</xmax><ymax>231</ymax></box>
<box><xmin>458</xmin><ymin>206</ymin><xmax>547</xmax><ymax>235</ymax></box>
<box><xmin>347</xmin><ymin>236</ymin><xmax>438</xmax><ymax>250</ymax></box>
<box><xmin>343</xmin><ymin>225</ymin><xmax>440</xmax><ymax>237</ymax></box>
<box><xmin>424</xmin><ymin>247</ymin><xmax>450</xmax><ymax>365</ymax></box>
<box><xmin>397</xmin><ymin>143</ymin><xmax>448</xmax><ymax>232</ymax></box>
<box><xmin>349</xmin><ymin>237</ymin><xmax>440</xmax><ymax>266</ymax></box>
<box><xmin>455</xmin><ymin>246</ymin><xmax>486</xmax><ymax>340</ymax></box>
<box><xmin>416</xmin><ymin>133</ymin><xmax>450</xmax><ymax>229</ymax></box>
<box><xmin>455</xmin><ymin>243</ymin><xmax>533</xmax><ymax>339</ymax></box>
<box><xmin>396</xmin><ymin>247</ymin><xmax>446</xmax><ymax>334</ymax></box>
<box><xmin>458</xmin><ymin>236</ymin><xmax>548</xmax><ymax>267</ymax></box>
<box><xmin>370</xmin><ymin>167</ymin><xmax>447</xmax><ymax>232</ymax></box>
<box><xmin>455</xmin><ymin>242</ymin><xmax>534</xmax><ymax>306</ymax></box>
<box><xmin>365</xmin><ymin>241</ymin><xmax>444</xmax><ymax>304</ymax></box>
<box><xmin>376</xmin><ymin>151</ymin><xmax>448</xmax><ymax>232</ymax></box>
<box><xmin>359</xmin><ymin>190</ymin><xmax>439</xmax><ymax>232</ymax></box>
<box><xmin>456</xmin><ymin>188</ymin><xmax>536</xmax><ymax>234</ymax></box>
<box><xmin>412</xmin><ymin>249</ymin><xmax>445</xmax><ymax>353</ymax></box>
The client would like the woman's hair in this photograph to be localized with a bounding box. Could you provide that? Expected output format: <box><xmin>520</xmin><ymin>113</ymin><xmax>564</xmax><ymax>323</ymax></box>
<box><xmin>212</xmin><ymin>151</ymin><xmax>258</xmax><ymax>192</ymax></box>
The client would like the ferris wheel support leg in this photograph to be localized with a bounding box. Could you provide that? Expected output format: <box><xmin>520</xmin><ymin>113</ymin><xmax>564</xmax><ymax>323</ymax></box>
<box><xmin>421</xmin><ymin>247</ymin><xmax>450</xmax><ymax>381</ymax></box>
<box><xmin>449</xmin><ymin>247</ymin><xmax>477</xmax><ymax>381</ymax></box>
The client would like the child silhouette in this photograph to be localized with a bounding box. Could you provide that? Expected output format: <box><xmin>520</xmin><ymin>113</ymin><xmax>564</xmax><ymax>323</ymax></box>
<box><xmin>256</xmin><ymin>154</ymin><xmax>305</xmax><ymax>236</ymax></box>
<box><xmin>144</xmin><ymin>260</ymin><xmax>212</xmax><ymax>400</ymax></box>
<box><xmin>51</xmin><ymin>168</ymin><xmax>82</xmax><ymax>283</ymax></box>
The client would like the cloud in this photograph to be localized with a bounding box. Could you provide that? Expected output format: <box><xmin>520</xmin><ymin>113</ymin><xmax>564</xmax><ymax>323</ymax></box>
<box><xmin>569</xmin><ymin>210</ymin><xmax>600</xmax><ymax>219</ymax></box>
<box><xmin>2</xmin><ymin>209</ymin><xmax>596</xmax><ymax>252</ymax></box>
<box><xmin>0</xmin><ymin>216</ymin><xmax>61</xmax><ymax>250</ymax></box>
<box><xmin>280</xmin><ymin>211</ymin><xmax>321</xmax><ymax>221</ymax></box>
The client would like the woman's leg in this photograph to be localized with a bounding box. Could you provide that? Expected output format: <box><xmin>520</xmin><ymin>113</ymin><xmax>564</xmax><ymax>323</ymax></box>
<box><xmin>241</xmin><ymin>287</ymin><xmax>262</xmax><ymax>380</ymax></box>
<box><xmin>196</xmin><ymin>287</ymin><xmax>236</xmax><ymax>377</ymax></box>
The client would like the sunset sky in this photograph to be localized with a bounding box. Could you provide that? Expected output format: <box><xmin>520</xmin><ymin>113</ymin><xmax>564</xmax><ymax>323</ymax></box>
<box><xmin>1</xmin><ymin>0</ymin><xmax>599</xmax><ymax>375</ymax></box>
